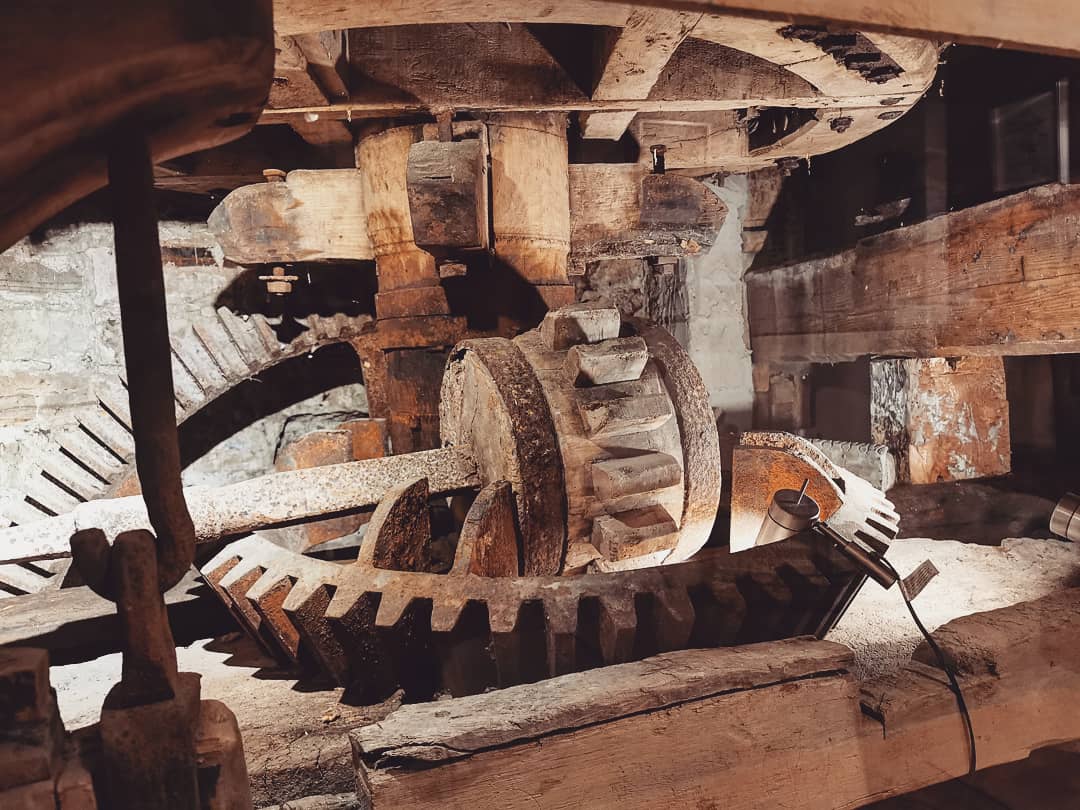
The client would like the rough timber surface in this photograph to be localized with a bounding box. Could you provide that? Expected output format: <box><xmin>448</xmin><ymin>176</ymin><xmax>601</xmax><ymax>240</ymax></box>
<box><xmin>271</xmin><ymin>0</ymin><xmax>1080</xmax><ymax>56</ymax></box>
<box><xmin>748</xmin><ymin>183</ymin><xmax>1080</xmax><ymax>362</ymax></box>
<box><xmin>350</xmin><ymin>588</ymin><xmax>1080</xmax><ymax>809</ymax></box>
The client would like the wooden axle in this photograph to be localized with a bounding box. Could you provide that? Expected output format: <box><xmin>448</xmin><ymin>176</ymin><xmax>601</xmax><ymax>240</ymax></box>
<box><xmin>0</xmin><ymin>448</ymin><xmax>479</xmax><ymax>565</ymax></box>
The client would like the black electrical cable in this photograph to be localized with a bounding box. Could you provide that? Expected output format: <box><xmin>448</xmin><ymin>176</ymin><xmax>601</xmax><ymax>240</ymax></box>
<box><xmin>877</xmin><ymin>556</ymin><xmax>978</xmax><ymax>777</ymax></box>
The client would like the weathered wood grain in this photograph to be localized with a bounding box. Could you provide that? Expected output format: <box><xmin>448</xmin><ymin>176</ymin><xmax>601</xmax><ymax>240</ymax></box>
<box><xmin>207</xmin><ymin>163</ymin><xmax>727</xmax><ymax>269</ymax></box>
<box><xmin>351</xmin><ymin>589</ymin><xmax>1080</xmax><ymax>809</ymax></box>
<box><xmin>353</xmin><ymin>637</ymin><xmax>851</xmax><ymax>757</ymax></box>
<box><xmin>748</xmin><ymin>183</ymin><xmax>1080</xmax><ymax>362</ymax></box>
<box><xmin>272</xmin><ymin>0</ymin><xmax>1080</xmax><ymax>56</ymax></box>
<box><xmin>581</xmin><ymin>8</ymin><xmax>703</xmax><ymax>140</ymax></box>
<box><xmin>208</xmin><ymin>170</ymin><xmax>372</xmax><ymax>264</ymax></box>
<box><xmin>1</xmin><ymin>0</ymin><xmax>273</xmax><ymax>252</ymax></box>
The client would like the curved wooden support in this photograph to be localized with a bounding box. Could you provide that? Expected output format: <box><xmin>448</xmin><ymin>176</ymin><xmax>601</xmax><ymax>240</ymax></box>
<box><xmin>0</xmin><ymin>0</ymin><xmax>274</xmax><ymax>252</ymax></box>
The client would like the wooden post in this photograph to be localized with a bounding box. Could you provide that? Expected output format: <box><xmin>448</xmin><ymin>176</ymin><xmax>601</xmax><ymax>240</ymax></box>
<box><xmin>871</xmin><ymin>357</ymin><xmax>1011</xmax><ymax>484</ymax></box>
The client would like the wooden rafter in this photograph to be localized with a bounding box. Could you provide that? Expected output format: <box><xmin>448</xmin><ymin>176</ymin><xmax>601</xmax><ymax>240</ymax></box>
<box><xmin>259</xmin><ymin>13</ymin><xmax>938</xmax><ymax>171</ymax></box>
<box><xmin>581</xmin><ymin>8</ymin><xmax>703</xmax><ymax>140</ymax></box>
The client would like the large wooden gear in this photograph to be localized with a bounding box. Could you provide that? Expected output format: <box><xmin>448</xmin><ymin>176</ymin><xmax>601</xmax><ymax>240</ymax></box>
<box><xmin>193</xmin><ymin>306</ymin><xmax>895</xmax><ymax>702</ymax></box>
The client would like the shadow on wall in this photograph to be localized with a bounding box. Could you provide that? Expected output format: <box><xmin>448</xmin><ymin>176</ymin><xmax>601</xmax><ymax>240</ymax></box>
<box><xmin>180</xmin><ymin>342</ymin><xmax>367</xmax><ymax>479</ymax></box>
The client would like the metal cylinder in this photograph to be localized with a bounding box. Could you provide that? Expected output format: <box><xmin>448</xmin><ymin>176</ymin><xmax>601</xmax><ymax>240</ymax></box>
<box><xmin>1050</xmin><ymin>492</ymin><xmax>1080</xmax><ymax>542</ymax></box>
<box><xmin>755</xmin><ymin>488</ymin><xmax>820</xmax><ymax>547</ymax></box>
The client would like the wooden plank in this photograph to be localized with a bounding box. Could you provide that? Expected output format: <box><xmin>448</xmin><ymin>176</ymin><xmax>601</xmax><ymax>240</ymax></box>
<box><xmin>353</xmin><ymin>637</ymin><xmax>852</xmax><ymax>755</ymax></box>
<box><xmin>581</xmin><ymin>8</ymin><xmax>703</xmax><ymax>140</ymax></box>
<box><xmin>271</xmin><ymin>0</ymin><xmax>1079</xmax><ymax>57</ymax></box>
<box><xmin>871</xmin><ymin>357</ymin><xmax>1011</xmax><ymax>484</ymax></box>
<box><xmin>747</xmin><ymin>184</ymin><xmax>1080</xmax><ymax>362</ymax></box>
<box><xmin>351</xmin><ymin>590</ymin><xmax>1080</xmax><ymax>809</ymax></box>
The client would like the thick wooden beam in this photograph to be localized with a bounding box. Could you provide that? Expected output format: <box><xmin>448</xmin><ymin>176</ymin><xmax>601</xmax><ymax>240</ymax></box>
<box><xmin>647</xmin><ymin>0</ymin><xmax>1080</xmax><ymax>57</ymax></box>
<box><xmin>581</xmin><ymin>8</ymin><xmax>703</xmax><ymax>140</ymax></box>
<box><xmin>207</xmin><ymin>169</ymin><xmax>372</xmax><ymax>263</ymax></box>
<box><xmin>270</xmin><ymin>32</ymin><xmax>353</xmax><ymax>152</ymax></box>
<box><xmin>351</xmin><ymin>590</ymin><xmax>1080</xmax><ymax>808</ymax></box>
<box><xmin>0</xmin><ymin>572</ymin><xmax>229</xmax><ymax>664</ymax></box>
<box><xmin>207</xmin><ymin>164</ymin><xmax>726</xmax><ymax>267</ymax></box>
<box><xmin>271</xmin><ymin>0</ymin><xmax>1078</xmax><ymax>57</ymax></box>
<box><xmin>747</xmin><ymin>184</ymin><xmax>1080</xmax><ymax>363</ymax></box>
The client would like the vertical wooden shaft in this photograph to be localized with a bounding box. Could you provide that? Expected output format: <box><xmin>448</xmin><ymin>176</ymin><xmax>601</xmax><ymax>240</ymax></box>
<box><xmin>356</xmin><ymin>125</ymin><xmax>451</xmax><ymax>319</ymax></box>
<box><xmin>108</xmin><ymin>132</ymin><xmax>196</xmax><ymax>591</ymax></box>
<box><xmin>489</xmin><ymin>113</ymin><xmax>575</xmax><ymax>313</ymax></box>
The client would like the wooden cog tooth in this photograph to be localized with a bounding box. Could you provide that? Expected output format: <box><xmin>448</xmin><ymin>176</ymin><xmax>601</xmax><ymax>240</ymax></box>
<box><xmin>323</xmin><ymin>579</ymin><xmax>368</xmax><ymax>622</ymax></box>
<box><xmin>429</xmin><ymin>594</ymin><xmax>470</xmax><ymax>633</ymax></box>
<box><xmin>282</xmin><ymin>579</ymin><xmax>351</xmax><ymax>685</ymax></box>
<box><xmin>651</xmin><ymin>586</ymin><xmax>696</xmax><ymax>651</ymax></box>
<box><xmin>490</xmin><ymin>627</ymin><xmax>523</xmax><ymax>688</ymax></box>
<box><xmin>374</xmin><ymin>589</ymin><xmax>416</xmax><ymax>629</ymax></box>
<box><xmin>564</xmin><ymin>336</ymin><xmax>649</xmax><ymax>386</ymax></box>
<box><xmin>591</xmin><ymin>452</ymin><xmax>682</xmax><ymax>500</ymax></box>
<box><xmin>699</xmin><ymin>581</ymin><xmax>747</xmax><ymax>645</ymax></box>
<box><xmin>539</xmin><ymin>303</ymin><xmax>621</xmax><ymax>351</ymax></box>
<box><xmin>220</xmin><ymin>565</ymin><xmax>280</xmax><ymax>656</ymax></box>
<box><xmin>735</xmin><ymin>575</ymin><xmax>795</xmax><ymax>643</ymax></box>
<box><xmin>597</xmin><ymin>593</ymin><xmax>637</xmax><ymax>664</ymax></box>
<box><xmin>577</xmin><ymin>391</ymin><xmax>673</xmax><ymax>439</ymax></box>
<box><xmin>323</xmin><ymin>587</ymin><xmax>395</xmax><ymax>697</ymax></box>
<box><xmin>543</xmin><ymin>595</ymin><xmax>579</xmax><ymax>677</ymax></box>
<box><xmin>245</xmin><ymin>569</ymin><xmax>301</xmax><ymax>661</ymax></box>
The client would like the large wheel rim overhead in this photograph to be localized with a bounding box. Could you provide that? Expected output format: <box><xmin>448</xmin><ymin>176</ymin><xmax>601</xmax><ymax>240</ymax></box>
<box><xmin>263</xmin><ymin>1</ymin><xmax>940</xmax><ymax>173</ymax></box>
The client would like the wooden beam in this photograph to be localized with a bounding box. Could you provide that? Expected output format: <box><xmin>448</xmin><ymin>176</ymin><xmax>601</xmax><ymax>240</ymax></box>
<box><xmin>207</xmin><ymin>164</ymin><xmax>726</xmax><ymax>267</ymax></box>
<box><xmin>153</xmin><ymin>124</ymin><xmax>328</xmax><ymax>195</ymax></box>
<box><xmin>646</xmin><ymin>0</ymin><xmax>1080</xmax><ymax>57</ymax></box>
<box><xmin>581</xmin><ymin>8</ymin><xmax>703</xmax><ymax>140</ymax></box>
<box><xmin>351</xmin><ymin>590</ymin><xmax>1080</xmax><ymax>808</ymax></box>
<box><xmin>747</xmin><ymin>183</ymin><xmax>1080</xmax><ymax>363</ymax></box>
<box><xmin>272</xmin><ymin>0</ymin><xmax>1080</xmax><ymax>57</ymax></box>
<box><xmin>265</xmin><ymin>16</ymin><xmax>937</xmax><ymax>170</ymax></box>
<box><xmin>0</xmin><ymin>571</ymin><xmax>229</xmax><ymax>664</ymax></box>
<box><xmin>207</xmin><ymin>169</ymin><xmax>371</xmax><ymax>263</ymax></box>
<box><xmin>271</xmin><ymin>32</ymin><xmax>353</xmax><ymax>152</ymax></box>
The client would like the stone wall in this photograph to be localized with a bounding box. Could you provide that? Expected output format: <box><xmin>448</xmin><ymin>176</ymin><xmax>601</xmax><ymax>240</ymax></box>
<box><xmin>686</xmin><ymin>175</ymin><xmax>756</xmax><ymax>431</ymax></box>
<box><xmin>0</xmin><ymin>223</ymin><xmax>367</xmax><ymax>519</ymax></box>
